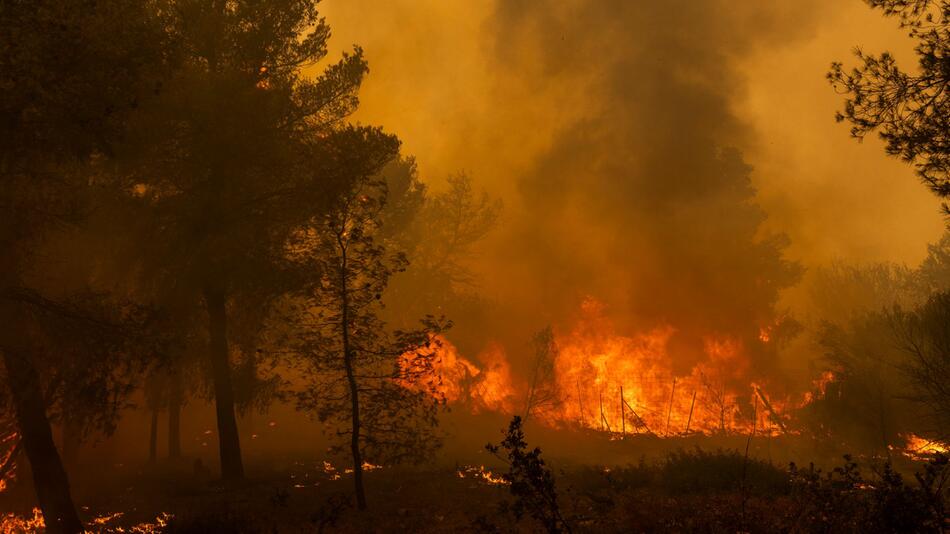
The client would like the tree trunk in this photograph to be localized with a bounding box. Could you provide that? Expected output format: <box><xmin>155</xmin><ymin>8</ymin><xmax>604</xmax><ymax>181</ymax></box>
<box><xmin>148</xmin><ymin>408</ymin><xmax>158</xmax><ymax>463</ymax></box>
<box><xmin>339</xmin><ymin>254</ymin><xmax>366</xmax><ymax>510</ymax></box>
<box><xmin>167</xmin><ymin>371</ymin><xmax>182</xmax><ymax>459</ymax></box>
<box><xmin>203</xmin><ymin>287</ymin><xmax>244</xmax><ymax>480</ymax></box>
<box><xmin>344</xmin><ymin>346</ymin><xmax>366</xmax><ymax>510</ymax></box>
<box><xmin>2</xmin><ymin>351</ymin><xmax>83</xmax><ymax>533</ymax></box>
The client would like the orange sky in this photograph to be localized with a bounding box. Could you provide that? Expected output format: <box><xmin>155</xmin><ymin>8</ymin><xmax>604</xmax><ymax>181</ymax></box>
<box><xmin>320</xmin><ymin>0</ymin><xmax>943</xmax><ymax>269</ymax></box>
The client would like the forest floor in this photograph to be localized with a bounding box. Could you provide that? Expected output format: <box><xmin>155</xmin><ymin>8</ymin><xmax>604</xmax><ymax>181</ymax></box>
<box><xmin>0</xmin><ymin>431</ymin><xmax>937</xmax><ymax>533</ymax></box>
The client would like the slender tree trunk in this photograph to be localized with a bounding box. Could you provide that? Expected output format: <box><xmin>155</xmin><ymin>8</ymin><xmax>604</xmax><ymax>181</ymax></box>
<box><xmin>339</xmin><ymin>252</ymin><xmax>366</xmax><ymax>510</ymax></box>
<box><xmin>2</xmin><ymin>351</ymin><xmax>83</xmax><ymax>533</ymax></box>
<box><xmin>203</xmin><ymin>287</ymin><xmax>244</xmax><ymax>480</ymax></box>
<box><xmin>148</xmin><ymin>408</ymin><xmax>158</xmax><ymax>463</ymax></box>
<box><xmin>167</xmin><ymin>371</ymin><xmax>182</xmax><ymax>459</ymax></box>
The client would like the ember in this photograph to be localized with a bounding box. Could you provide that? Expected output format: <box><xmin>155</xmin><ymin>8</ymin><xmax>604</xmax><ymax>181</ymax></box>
<box><xmin>456</xmin><ymin>465</ymin><xmax>508</xmax><ymax>486</ymax></box>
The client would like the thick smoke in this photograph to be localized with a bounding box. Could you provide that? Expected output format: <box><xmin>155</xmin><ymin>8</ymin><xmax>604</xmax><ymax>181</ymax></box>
<box><xmin>473</xmin><ymin>0</ymin><xmax>824</xmax><ymax>377</ymax></box>
<box><xmin>319</xmin><ymin>0</ymin><xmax>942</xmax><ymax>383</ymax></box>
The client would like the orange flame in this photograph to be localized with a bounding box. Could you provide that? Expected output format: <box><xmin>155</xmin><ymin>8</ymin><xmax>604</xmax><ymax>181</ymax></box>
<box><xmin>544</xmin><ymin>300</ymin><xmax>768</xmax><ymax>434</ymax></box>
<box><xmin>402</xmin><ymin>336</ymin><xmax>516</xmax><ymax>413</ymax></box>
<box><xmin>411</xmin><ymin>298</ymin><xmax>829</xmax><ymax>437</ymax></box>
<box><xmin>902</xmin><ymin>433</ymin><xmax>949</xmax><ymax>460</ymax></box>
<box><xmin>0</xmin><ymin>508</ymin><xmax>44</xmax><ymax>533</ymax></box>
<box><xmin>456</xmin><ymin>465</ymin><xmax>508</xmax><ymax>485</ymax></box>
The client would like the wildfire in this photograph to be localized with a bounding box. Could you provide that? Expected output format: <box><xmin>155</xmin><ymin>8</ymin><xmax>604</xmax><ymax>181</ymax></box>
<box><xmin>319</xmin><ymin>460</ymin><xmax>382</xmax><ymax>480</ymax></box>
<box><xmin>322</xmin><ymin>460</ymin><xmax>341</xmax><ymax>480</ymax></box>
<box><xmin>456</xmin><ymin>465</ymin><xmax>508</xmax><ymax>485</ymax></box>
<box><xmin>402</xmin><ymin>336</ymin><xmax>516</xmax><ymax>413</ymax></box>
<box><xmin>800</xmin><ymin>371</ymin><xmax>835</xmax><ymax>406</ymax></box>
<box><xmin>0</xmin><ymin>430</ymin><xmax>19</xmax><ymax>493</ymax></box>
<box><xmin>0</xmin><ymin>509</ymin><xmax>173</xmax><ymax>534</ymax></box>
<box><xmin>902</xmin><ymin>434</ymin><xmax>950</xmax><ymax>461</ymax></box>
<box><xmin>343</xmin><ymin>461</ymin><xmax>383</xmax><ymax>474</ymax></box>
<box><xmin>91</xmin><ymin>512</ymin><xmax>125</xmax><ymax>525</ymax></box>
<box><xmin>545</xmin><ymin>302</ymin><xmax>777</xmax><ymax>435</ymax></box>
<box><xmin>0</xmin><ymin>508</ymin><xmax>43</xmax><ymax>534</ymax></box>
<box><xmin>410</xmin><ymin>297</ymin><xmax>834</xmax><ymax>437</ymax></box>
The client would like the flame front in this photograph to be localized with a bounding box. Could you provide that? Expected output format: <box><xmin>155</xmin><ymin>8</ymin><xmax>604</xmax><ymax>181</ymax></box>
<box><xmin>902</xmin><ymin>433</ymin><xmax>950</xmax><ymax>460</ymax></box>
<box><xmin>407</xmin><ymin>298</ymin><xmax>829</xmax><ymax>436</ymax></box>
<box><xmin>542</xmin><ymin>299</ymin><xmax>774</xmax><ymax>434</ymax></box>
<box><xmin>403</xmin><ymin>337</ymin><xmax>516</xmax><ymax>413</ymax></box>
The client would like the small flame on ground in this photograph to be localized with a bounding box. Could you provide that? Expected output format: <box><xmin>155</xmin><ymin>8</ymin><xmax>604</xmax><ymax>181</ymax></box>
<box><xmin>343</xmin><ymin>461</ymin><xmax>383</xmax><ymax>474</ymax></box>
<box><xmin>456</xmin><ymin>465</ymin><xmax>508</xmax><ymax>485</ymax></box>
<box><xmin>0</xmin><ymin>430</ymin><xmax>19</xmax><ymax>493</ymax></box>
<box><xmin>322</xmin><ymin>460</ymin><xmax>341</xmax><ymax>480</ymax></box>
<box><xmin>0</xmin><ymin>508</ymin><xmax>171</xmax><ymax>533</ymax></box>
<box><xmin>0</xmin><ymin>508</ymin><xmax>44</xmax><ymax>534</ymax></box>
<box><xmin>91</xmin><ymin>512</ymin><xmax>124</xmax><ymax>525</ymax></box>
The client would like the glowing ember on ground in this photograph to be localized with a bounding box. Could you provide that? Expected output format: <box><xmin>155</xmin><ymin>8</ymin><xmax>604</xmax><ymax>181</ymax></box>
<box><xmin>322</xmin><ymin>460</ymin><xmax>341</xmax><ymax>480</ymax></box>
<box><xmin>456</xmin><ymin>465</ymin><xmax>508</xmax><ymax>485</ymax></box>
<box><xmin>343</xmin><ymin>461</ymin><xmax>383</xmax><ymax>474</ymax></box>
<box><xmin>119</xmin><ymin>512</ymin><xmax>174</xmax><ymax>533</ymax></box>
<box><xmin>0</xmin><ymin>508</ymin><xmax>44</xmax><ymax>534</ymax></box>
<box><xmin>91</xmin><ymin>511</ymin><xmax>125</xmax><ymax>525</ymax></box>
<box><xmin>0</xmin><ymin>430</ymin><xmax>20</xmax><ymax>493</ymax></box>
<box><xmin>0</xmin><ymin>508</ymin><xmax>172</xmax><ymax>533</ymax></box>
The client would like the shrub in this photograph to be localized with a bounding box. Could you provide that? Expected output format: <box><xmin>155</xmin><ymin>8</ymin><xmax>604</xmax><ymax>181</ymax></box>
<box><xmin>659</xmin><ymin>448</ymin><xmax>789</xmax><ymax>496</ymax></box>
<box><xmin>789</xmin><ymin>454</ymin><xmax>950</xmax><ymax>533</ymax></box>
<box><xmin>486</xmin><ymin>416</ymin><xmax>572</xmax><ymax>534</ymax></box>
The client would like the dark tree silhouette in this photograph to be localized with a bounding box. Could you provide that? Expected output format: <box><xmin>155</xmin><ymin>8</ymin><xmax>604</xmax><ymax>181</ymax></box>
<box><xmin>380</xmin><ymin>165</ymin><xmax>502</xmax><ymax>330</ymax></box>
<box><xmin>806</xmin><ymin>315</ymin><xmax>911</xmax><ymax>453</ymax></box>
<box><xmin>486</xmin><ymin>416</ymin><xmax>571</xmax><ymax>534</ymax></box>
<box><xmin>523</xmin><ymin>327</ymin><xmax>561</xmax><ymax>424</ymax></box>
<box><xmin>892</xmin><ymin>293</ymin><xmax>950</xmax><ymax>441</ymax></box>
<box><xmin>0</xmin><ymin>1</ymin><xmax>164</xmax><ymax>530</ymax></box>
<box><xmin>919</xmin><ymin>231</ymin><xmax>950</xmax><ymax>294</ymax></box>
<box><xmin>290</xmin><ymin>167</ymin><xmax>449</xmax><ymax>510</ymax></box>
<box><xmin>121</xmin><ymin>0</ymin><xmax>384</xmax><ymax>481</ymax></box>
<box><xmin>830</xmin><ymin>0</ymin><xmax>950</xmax><ymax>210</ymax></box>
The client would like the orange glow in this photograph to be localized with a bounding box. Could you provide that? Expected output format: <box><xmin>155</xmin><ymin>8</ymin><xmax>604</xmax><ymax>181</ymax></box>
<box><xmin>90</xmin><ymin>512</ymin><xmax>124</xmax><ymax>525</ymax></box>
<box><xmin>0</xmin><ymin>431</ymin><xmax>18</xmax><ymax>493</ymax></box>
<box><xmin>902</xmin><ymin>434</ymin><xmax>949</xmax><ymax>460</ymax></box>
<box><xmin>411</xmin><ymin>298</ymin><xmax>833</xmax><ymax>436</ymax></box>
<box><xmin>542</xmin><ymin>298</ymin><xmax>767</xmax><ymax>434</ymax></box>
<box><xmin>456</xmin><ymin>465</ymin><xmax>508</xmax><ymax>485</ymax></box>
<box><xmin>344</xmin><ymin>461</ymin><xmax>383</xmax><ymax>474</ymax></box>
<box><xmin>468</xmin><ymin>343</ymin><xmax>516</xmax><ymax>414</ymax></box>
<box><xmin>0</xmin><ymin>508</ymin><xmax>44</xmax><ymax>533</ymax></box>
<box><xmin>402</xmin><ymin>336</ymin><xmax>516</xmax><ymax>413</ymax></box>
<box><xmin>800</xmin><ymin>371</ymin><xmax>835</xmax><ymax>406</ymax></box>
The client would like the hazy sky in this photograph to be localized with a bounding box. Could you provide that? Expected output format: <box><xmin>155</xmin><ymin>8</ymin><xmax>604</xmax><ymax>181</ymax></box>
<box><xmin>321</xmin><ymin>0</ymin><xmax>943</xmax><ymax>269</ymax></box>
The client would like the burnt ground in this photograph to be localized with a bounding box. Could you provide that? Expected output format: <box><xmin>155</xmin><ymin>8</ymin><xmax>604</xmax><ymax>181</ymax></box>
<box><xmin>0</xmin><ymin>431</ymin><xmax>938</xmax><ymax>533</ymax></box>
